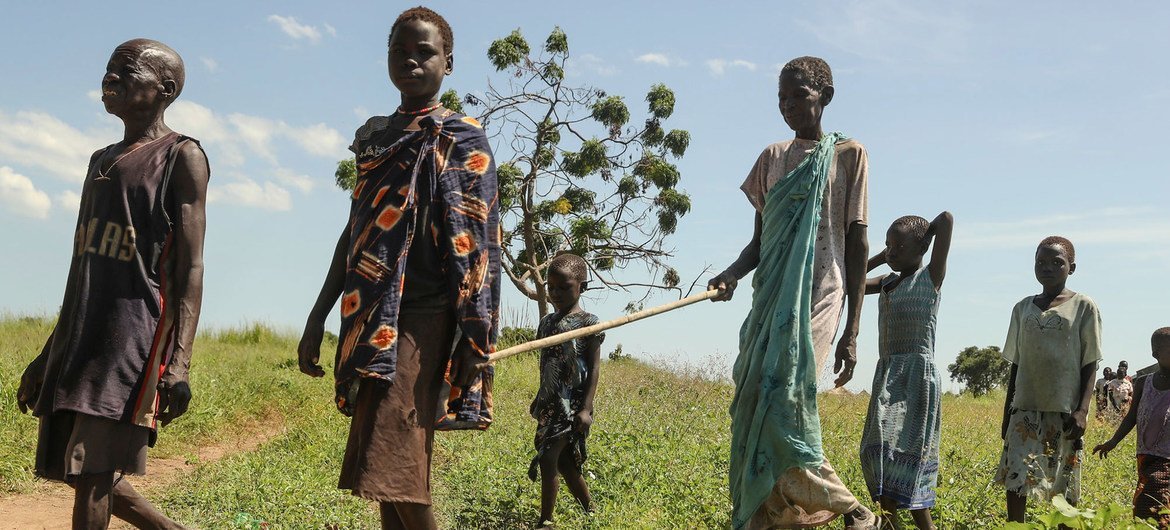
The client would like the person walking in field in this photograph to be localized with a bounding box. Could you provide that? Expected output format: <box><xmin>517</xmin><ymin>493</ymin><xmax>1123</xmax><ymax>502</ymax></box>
<box><xmin>708</xmin><ymin>55</ymin><xmax>879</xmax><ymax>530</ymax></box>
<box><xmin>1096</xmin><ymin>367</ymin><xmax>1115</xmax><ymax>421</ymax></box>
<box><xmin>15</xmin><ymin>38</ymin><xmax>209</xmax><ymax>529</ymax></box>
<box><xmin>859</xmin><ymin>212</ymin><xmax>953</xmax><ymax>530</ymax></box>
<box><xmin>1110</xmin><ymin>360</ymin><xmax>1135</xmax><ymax>420</ymax></box>
<box><xmin>996</xmin><ymin>236</ymin><xmax>1101</xmax><ymax>524</ymax></box>
<box><xmin>295</xmin><ymin>7</ymin><xmax>500</xmax><ymax>530</ymax></box>
<box><xmin>527</xmin><ymin>253</ymin><xmax>604</xmax><ymax>530</ymax></box>
<box><xmin>1094</xmin><ymin>327</ymin><xmax>1170</xmax><ymax>528</ymax></box>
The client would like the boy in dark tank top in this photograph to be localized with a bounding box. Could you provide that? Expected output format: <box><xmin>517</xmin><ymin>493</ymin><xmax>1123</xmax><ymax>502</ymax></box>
<box><xmin>16</xmin><ymin>38</ymin><xmax>209</xmax><ymax>529</ymax></box>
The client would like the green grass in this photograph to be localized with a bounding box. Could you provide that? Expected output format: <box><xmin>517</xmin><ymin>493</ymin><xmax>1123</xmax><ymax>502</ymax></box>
<box><xmin>0</xmin><ymin>316</ymin><xmax>1152</xmax><ymax>528</ymax></box>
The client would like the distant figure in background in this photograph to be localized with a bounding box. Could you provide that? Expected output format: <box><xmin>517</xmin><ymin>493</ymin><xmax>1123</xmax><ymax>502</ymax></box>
<box><xmin>1110</xmin><ymin>361</ymin><xmax>1135</xmax><ymax>420</ymax></box>
<box><xmin>1096</xmin><ymin>367</ymin><xmax>1115</xmax><ymax>420</ymax></box>
<box><xmin>15</xmin><ymin>38</ymin><xmax>209</xmax><ymax>529</ymax></box>
<box><xmin>1094</xmin><ymin>328</ymin><xmax>1170</xmax><ymax>528</ymax></box>
<box><xmin>996</xmin><ymin>236</ymin><xmax>1102</xmax><ymax>524</ymax></box>
<box><xmin>859</xmin><ymin>212</ymin><xmax>953</xmax><ymax>530</ymax></box>
<box><xmin>528</xmin><ymin>253</ymin><xmax>604</xmax><ymax>530</ymax></box>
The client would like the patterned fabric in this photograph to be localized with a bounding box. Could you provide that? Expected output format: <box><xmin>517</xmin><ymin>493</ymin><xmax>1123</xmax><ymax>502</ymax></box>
<box><xmin>33</xmin><ymin>132</ymin><xmax>205</xmax><ymax>429</ymax></box>
<box><xmin>336</xmin><ymin>111</ymin><xmax>500</xmax><ymax>431</ymax></box>
<box><xmin>860</xmin><ymin>268</ymin><xmax>942</xmax><ymax>509</ymax></box>
<box><xmin>746</xmin><ymin>461</ymin><xmax>861</xmax><ymax>529</ymax></box>
<box><xmin>528</xmin><ymin>311</ymin><xmax>604</xmax><ymax>480</ymax></box>
<box><xmin>1110</xmin><ymin>378</ymin><xmax>1135</xmax><ymax>420</ymax></box>
<box><xmin>995</xmin><ymin>409</ymin><xmax>1082</xmax><ymax>503</ymax></box>
<box><xmin>730</xmin><ymin>132</ymin><xmax>852</xmax><ymax>530</ymax></box>
<box><xmin>1135</xmin><ymin>454</ymin><xmax>1170</xmax><ymax>527</ymax></box>
<box><xmin>740</xmin><ymin>137</ymin><xmax>869</xmax><ymax>376</ymax></box>
<box><xmin>1138</xmin><ymin>375</ymin><xmax>1170</xmax><ymax>459</ymax></box>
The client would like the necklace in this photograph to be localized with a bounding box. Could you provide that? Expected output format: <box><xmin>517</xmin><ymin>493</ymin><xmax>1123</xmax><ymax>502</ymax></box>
<box><xmin>96</xmin><ymin>134</ymin><xmax>166</xmax><ymax>180</ymax></box>
<box><xmin>395</xmin><ymin>103</ymin><xmax>442</xmax><ymax>116</ymax></box>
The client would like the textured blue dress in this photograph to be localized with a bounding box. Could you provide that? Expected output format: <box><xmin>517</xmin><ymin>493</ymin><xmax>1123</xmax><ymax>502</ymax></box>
<box><xmin>859</xmin><ymin>267</ymin><xmax>942</xmax><ymax>509</ymax></box>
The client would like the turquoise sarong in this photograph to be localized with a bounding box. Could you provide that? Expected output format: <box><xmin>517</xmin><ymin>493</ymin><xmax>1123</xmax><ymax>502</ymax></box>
<box><xmin>730</xmin><ymin>132</ymin><xmax>846</xmax><ymax>529</ymax></box>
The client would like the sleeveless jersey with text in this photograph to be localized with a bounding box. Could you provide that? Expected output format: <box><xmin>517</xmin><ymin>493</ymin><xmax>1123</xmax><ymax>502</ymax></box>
<box><xmin>34</xmin><ymin>132</ymin><xmax>205</xmax><ymax>429</ymax></box>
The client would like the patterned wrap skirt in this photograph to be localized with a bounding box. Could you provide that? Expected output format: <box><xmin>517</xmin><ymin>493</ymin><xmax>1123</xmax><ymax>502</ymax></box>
<box><xmin>994</xmin><ymin>409</ymin><xmax>1081</xmax><ymax>503</ymax></box>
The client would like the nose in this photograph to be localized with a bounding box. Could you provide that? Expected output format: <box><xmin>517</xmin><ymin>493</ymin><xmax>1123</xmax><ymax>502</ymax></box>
<box><xmin>102</xmin><ymin>71</ymin><xmax>118</xmax><ymax>85</ymax></box>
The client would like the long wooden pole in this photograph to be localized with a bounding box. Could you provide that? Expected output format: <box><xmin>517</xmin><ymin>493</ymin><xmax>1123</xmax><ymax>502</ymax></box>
<box><xmin>488</xmin><ymin>288</ymin><xmax>719</xmax><ymax>363</ymax></box>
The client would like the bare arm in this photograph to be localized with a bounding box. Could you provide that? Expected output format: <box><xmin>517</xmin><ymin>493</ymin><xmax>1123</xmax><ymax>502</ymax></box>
<box><xmin>157</xmin><ymin>142</ymin><xmax>210</xmax><ymax>426</ymax></box>
<box><xmin>833</xmin><ymin>221</ymin><xmax>868</xmax><ymax>387</ymax></box>
<box><xmin>1066</xmin><ymin>360</ymin><xmax>1098</xmax><ymax>439</ymax></box>
<box><xmin>864</xmin><ymin>249</ymin><xmax>887</xmax><ymax>295</ymax></box>
<box><xmin>1095</xmin><ymin>374</ymin><xmax>1143</xmax><ymax>458</ymax></box>
<box><xmin>1002</xmin><ymin>363</ymin><xmax>1018</xmax><ymax>439</ymax></box>
<box><xmin>297</xmin><ymin>224</ymin><xmax>350</xmax><ymax>377</ymax></box>
<box><xmin>574</xmin><ymin>334</ymin><xmax>604</xmax><ymax>435</ymax></box>
<box><xmin>926</xmin><ymin>211</ymin><xmax>954</xmax><ymax>288</ymax></box>
<box><xmin>708</xmin><ymin>212</ymin><xmax>762</xmax><ymax>301</ymax></box>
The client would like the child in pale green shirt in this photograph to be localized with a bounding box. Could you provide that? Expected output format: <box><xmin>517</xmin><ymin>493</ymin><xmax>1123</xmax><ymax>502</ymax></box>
<box><xmin>995</xmin><ymin>236</ymin><xmax>1102</xmax><ymax>524</ymax></box>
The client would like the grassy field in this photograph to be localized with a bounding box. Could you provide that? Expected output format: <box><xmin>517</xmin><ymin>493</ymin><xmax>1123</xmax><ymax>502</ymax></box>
<box><xmin>0</xmin><ymin>315</ymin><xmax>1152</xmax><ymax>529</ymax></box>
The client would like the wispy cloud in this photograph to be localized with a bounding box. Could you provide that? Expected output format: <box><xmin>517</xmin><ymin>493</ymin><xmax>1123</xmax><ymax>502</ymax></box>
<box><xmin>274</xmin><ymin>168</ymin><xmax>315</xmax><ymax>194</ymax></box>
<box><xmin>267</xmin><ymin>15</ymin><xmax>325</xmax><ymax>44</ymax></box>
<box><xmin>635</xmin><ymin>53</ymin><xmax>688</xmax><ymax>68</ymax></box>
<box><xmin>0</xmin><ymin>110</ymin><xmax>114</xmax><ymax>182</ymax></box>
<box><xmin>566</xmin><ymin>53</ymin><xmax>618</xmax><ymax>77</ymax></box>
<box><xmin>56</xmin><ymin>190</ymin><xmax>81</xmax><ymax>212</ymax></box>
<box><xmin>705</xmin><ymin>58</ymin><xmax>758</xmax><ymax>77</ymax></box>
<box><xmin>208</xmin><ymin>175</ymin><xmax>293</xmax><ymax>212</ymax></box>
<box><xmin>961</xmin><ymin>207</ymin><xmax>1170</xmax><ymax>251</ymax></box>
<box><xmin>797</xmin><ymin>0</ymin><xmax>969</xmax><ymax>64</ymax></box>
<box><xmin>0</xmin><ymin>166</ymin><xmax>51</xmax><ymax>219</ymax></box>
<box><xmin>201</xmin><ymin>57</ymin><xmax>219</xmax><ymax>73</ymax></box>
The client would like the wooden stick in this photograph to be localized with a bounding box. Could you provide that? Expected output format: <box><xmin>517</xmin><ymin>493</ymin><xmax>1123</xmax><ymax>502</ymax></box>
<box><xmin>488</xmin><ymin>289</ymin><xmax>719</xmax><ymax>363</ymax></box>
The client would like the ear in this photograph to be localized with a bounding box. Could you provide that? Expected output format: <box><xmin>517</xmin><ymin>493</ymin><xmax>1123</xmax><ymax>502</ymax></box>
<box><xmin>445</xmin><ymin>53</ymin><xmax>454</xmax><ymax>75</ymax></box>
<box><xmin>160</xmin><ymin>79</ymin><xmax>178</xmax><ymax>100</ymax></box>
<box><xmin>1068</xmin><ymin>262</ymin><xmax>1077</xmax><ymax>275</ymax></box>
<box><xmin>579</xmin><ymin>280</ymin><xmax>589</xmax><ymax>292</ymax></box>
<box><xmin>819</xmin><ymin>85</ymin><xmax>835</xmax><ymax>107</ymax></box>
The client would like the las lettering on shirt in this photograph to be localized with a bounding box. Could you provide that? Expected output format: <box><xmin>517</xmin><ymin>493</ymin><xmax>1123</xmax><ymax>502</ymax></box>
<box><xmin>75</xmin><ymin>218</ymin><xmax>137</xmax><ymax>262</ymax></box>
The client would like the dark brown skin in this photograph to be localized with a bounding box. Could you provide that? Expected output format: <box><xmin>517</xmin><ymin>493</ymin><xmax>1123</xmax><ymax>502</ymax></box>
<box><xmin>708</xmin><ymin>69</ymin><xmax>867</xmax><ymax>389</ymax></box>
<box><xmin>295</xmin><ymin>19</ymin><xmax>465</xmax><ymax>530</ymax></box>
<box><xmin>16</xmin><ymin>39</ymin><xmax>203</xmax><ymax>530</ymax></box>
<box><xmin>863</xmin><ymin>212</ymin><xmax>951</xmax><ymax>530</ymax></box>
<box><xmin>535</xmin><ymin>269</ymin><xmax>601</xmax><ymax>528</ymax></box>
<box><xmin>1002</xmin><ymin>243</ymin><xmax>1096</xmax><ymax>523</ymax></box>
<box><xmin>1094</xmin><ymin>336</ymin><xmax>1170</xmax><ymax>457</ymax></box>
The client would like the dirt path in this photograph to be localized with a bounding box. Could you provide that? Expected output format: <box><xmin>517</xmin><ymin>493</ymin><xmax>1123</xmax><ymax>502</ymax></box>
<box><xmin>0</xmin><ymin>415</ymin><xmax>285</xmax><ymax>530</ymax></box>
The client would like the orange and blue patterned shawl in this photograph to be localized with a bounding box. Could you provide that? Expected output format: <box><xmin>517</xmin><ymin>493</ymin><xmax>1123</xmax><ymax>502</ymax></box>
<box><xmin>336</xmin><ymin>110</ymin><xmax>500</xmax><ymax>430</ymax></box>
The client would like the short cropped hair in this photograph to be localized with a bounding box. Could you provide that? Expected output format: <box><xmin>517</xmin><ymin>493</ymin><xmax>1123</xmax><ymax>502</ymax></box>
<box><xmin>1038</xmin><ymin>235</ymin><xmax>1076</xmax><ymax>263</ymax></box>
<box><xmin>1103</xmin><ymin>367</ymin><xmax>1114</xmax><ymax>375</ymax></box>
<box><xmin>547</xmin><ymin>253</ymin><xmax>588</xmax><ymax>283</ymax></box>
<box><xmin>1154</xmin><ymin>327</ymin><xmax>1170</xmax><ymax>349</ymax></box>
<box><xmin>891</xmin><ymin>215</ymin><xmax>931</xmax><ymax>249</ymax></box>
<box><xmin>120</xmin><ymin>39</ymin><xmax>185</xmax><ymax>101</ymax></box>
<box><xmin>780</xmin><ymin>56</ymin><xmax>833</xmax><ymax>91</ymax></box>
<box><xmin>390</xmin><ymin>6</ymin><xmax>454</xmax><ymax>55</ymax></box>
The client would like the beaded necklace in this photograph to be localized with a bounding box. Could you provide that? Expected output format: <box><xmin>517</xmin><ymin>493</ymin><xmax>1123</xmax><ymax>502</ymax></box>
<box><xmin>395</xmin><ymin>103</ymin><xmax>442</xmax><ymax>116</ymax></box>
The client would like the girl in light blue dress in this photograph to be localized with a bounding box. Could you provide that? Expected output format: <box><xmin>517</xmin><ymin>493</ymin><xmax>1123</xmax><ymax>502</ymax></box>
<box><xmin>859</xmin><ymin>212</ymin><xmax>953</xmax><ymax>530</ymax></box>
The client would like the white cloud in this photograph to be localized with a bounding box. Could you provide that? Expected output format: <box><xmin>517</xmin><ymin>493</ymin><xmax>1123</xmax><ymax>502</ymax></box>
<box><xmin>86</xmin><ymin>90</ymin><xmax>102</xmax><ymax>102</ymax></box>
<box><xmin>635</xmin><ymin>53</ymin><xmax>688</xmax><ymax>68</ymax></box>
<box><xmin>962</xmin><ymin>207</ymin><xmax>1170</xmax><ymax>250</ymax></box>
<box><xmin>268</xmin><ymin>15</ymin><xmax>324</xmax><ymax>44</ymax></box>
<box><xmin>275</xmin><ymin>168</ymin><xmax>315</xmax><ymax>194</ymax></box>
<box><xmin>201</xmin><ymin>57</ymin><xmax>219</xmax><ymax>73</ymax></box>
<box><xmin>705</xmin><ymin>59</ymin><xmax>757</xmax><ymax>77</ymax></box>
<box><xmin>0</xmin><ymin>110</ymin><xmax>112</xmax><ymax>182</ymax></box>
<box><xmin>56</xmin><ymin>190</ymin><xmax>81</xmax><ymax>212</ymax></box>
<box><xmin>0</xmin><ymin>166</ymin><xmax>51</xmax><ymax>219</ymax></box>
<box><xmin>288</xmin><ymin>122</ymin><xmax>347</xmax><ymax>158</ymax></box>
<box><xmin>566</xmin><ymin>53</ymin><xmax>618</xmax><ymax>77</ymax></box>
<box><xmin>324</xmin><ymin>23</ymin><xmax>337</xmax><ymax>37</ymax></box>
<box><xmin>208</xmin><ymin>177</ymin><xmax>292</xmax><ymax>211</ymax></box>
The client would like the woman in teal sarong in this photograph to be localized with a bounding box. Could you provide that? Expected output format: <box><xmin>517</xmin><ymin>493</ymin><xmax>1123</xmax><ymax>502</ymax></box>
<box><xmin>709</xmin><ymin>57</ymin><xmax>877</xmax><ymax>530</ymax></box>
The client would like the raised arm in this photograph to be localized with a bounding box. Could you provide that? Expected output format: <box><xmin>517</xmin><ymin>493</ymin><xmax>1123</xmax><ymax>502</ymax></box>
<box><xmin>1094</xmin><ymin>373</ymin><xmax>1144</xmax><ymax>458</ymax></box>
<box><xmin>864</xmin><ymin>249</ymin><xmax>888</xmax><ymax>295</ymax></box>
<box><xmin>926</xmin><ymin>211</ymin><xmax>953</xmax><ymax>288</ymax></box>
<box><xmin>297</xmin><ymin>223</ymin><xmax>351</xmax><ymax>378</ymax></box>
<box><xmin>708</xmin><ymin>211</ymin><xmax>762</xmax><ymax>301</ymax></box>
<box><xmin>833</xmin><ymin>221</ymin><xmax>868</xmax><ymax>387</ymax></box>
<box><xmin>157</xmin><ymin>141</ymin><xmax>209</xmax><ymax>426</ymax></box>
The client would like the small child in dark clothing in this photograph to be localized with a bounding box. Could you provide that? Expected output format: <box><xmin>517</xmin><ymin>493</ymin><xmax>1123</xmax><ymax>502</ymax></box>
<box><xmin>529</xmin><ymin>253</ymin><xmax>604</xmax><ymax>529</ymax></box>
<box><xmin>1094</xmin><ymin>327</ymin><xmax>1170</xmax><ymax>528</ymax></box>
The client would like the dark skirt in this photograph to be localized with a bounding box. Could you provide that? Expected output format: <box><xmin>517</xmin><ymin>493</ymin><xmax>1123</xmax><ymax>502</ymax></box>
<box><xmin>1136</xmin><ymin>454</ymin><xmax>1170</xmax><ymax>527</ymax></box>
<box><xmin>338</xmin><ymin>309</ymin><xmax>455</xmax><ymax>505</ymax></box>
<box><xmin>35</xmin><ymin>411</ymin><xmax>150</xmax><ymax>482</ymax></box>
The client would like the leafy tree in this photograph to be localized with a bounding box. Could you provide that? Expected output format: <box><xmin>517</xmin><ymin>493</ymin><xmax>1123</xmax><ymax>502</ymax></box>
<box><xmin>947</xmin><ymin>345</ymin><xmax>1011</xmax><ymax>397</ymax></box>
<box><xmin>464</xmin><ymin>27</ymin><xmax>692</xmax><ymax>317</ymax></box>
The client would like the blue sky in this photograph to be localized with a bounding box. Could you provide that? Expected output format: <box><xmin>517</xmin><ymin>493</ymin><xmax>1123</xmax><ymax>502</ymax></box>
<box><xmin>2</xmin><ymin>1</ymin><xmax>1167</xmax><ymax>391</ymax></box>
